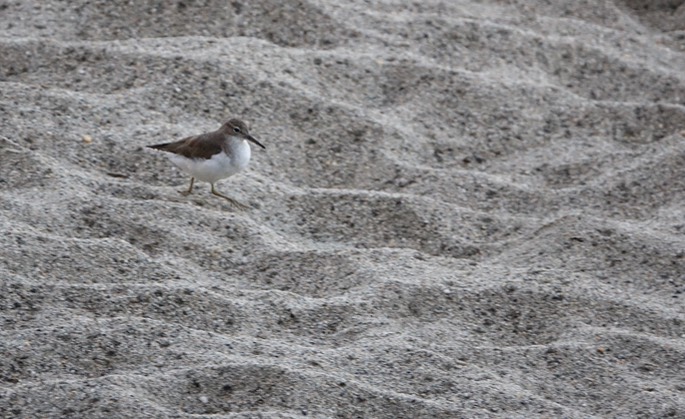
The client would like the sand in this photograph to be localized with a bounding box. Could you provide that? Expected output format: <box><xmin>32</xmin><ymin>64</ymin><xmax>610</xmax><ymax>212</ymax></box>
<box><xmin>1</xmin><ymin>0</ymin><xmax>684</xmax><ymax>417</ymax></box>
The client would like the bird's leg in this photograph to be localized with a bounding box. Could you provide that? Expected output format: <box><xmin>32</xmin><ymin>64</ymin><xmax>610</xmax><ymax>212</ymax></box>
<box><xmin>179</xmin><ymin>177</ymin><xmax>195</xmax><ymax>196</ymax></box>
<box><xmin>211</xmin><ymin>184</ymin><xmax>250</xmax><ymax>210</ymax></box>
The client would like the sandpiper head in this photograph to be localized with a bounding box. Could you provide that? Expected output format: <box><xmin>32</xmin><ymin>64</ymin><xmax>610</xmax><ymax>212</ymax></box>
<box><xmin>222</xmin><ymin>118</ymin><xmax>265</xmax><ymax>149</ymax></box>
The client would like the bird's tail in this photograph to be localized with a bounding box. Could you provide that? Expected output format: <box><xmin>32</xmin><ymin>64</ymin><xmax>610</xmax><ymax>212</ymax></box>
<box><xmin>147</xmin><ymin>143</ymin><xmax>172</xmax><ymax>151</ymax></box>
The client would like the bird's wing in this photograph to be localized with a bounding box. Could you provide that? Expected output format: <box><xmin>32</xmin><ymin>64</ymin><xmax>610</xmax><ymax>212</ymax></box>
<box><xmin>148</xmin><ymin>130</ymin><xmax>224</xmax><ymax>159</ymax></box>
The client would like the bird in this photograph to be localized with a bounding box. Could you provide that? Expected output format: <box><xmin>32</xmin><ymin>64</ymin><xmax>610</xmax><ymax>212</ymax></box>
<box><xmin>148</xmin><ymin>118</ymin><xmax>265</xmax><ymax>209</ymax></box>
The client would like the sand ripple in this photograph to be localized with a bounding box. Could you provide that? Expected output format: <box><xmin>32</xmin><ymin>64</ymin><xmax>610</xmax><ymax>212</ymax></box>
<box><xmin>1</xmin><ymin>0</ymin><xmax>684</xmax><ymax>417</ymax></box>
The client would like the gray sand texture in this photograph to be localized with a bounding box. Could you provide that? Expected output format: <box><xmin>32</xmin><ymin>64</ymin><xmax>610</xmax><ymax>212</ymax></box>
<box><xmin>1</xmin><ymin>0</ymin><xmax>684</xmax><ymax>418</ymax></box>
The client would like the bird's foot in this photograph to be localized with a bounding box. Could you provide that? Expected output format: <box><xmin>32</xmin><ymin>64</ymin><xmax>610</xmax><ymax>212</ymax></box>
<box><xmin>211</xmin><ymin>185</ymin><xmax>251</xmax><ymax>210</ymax></box>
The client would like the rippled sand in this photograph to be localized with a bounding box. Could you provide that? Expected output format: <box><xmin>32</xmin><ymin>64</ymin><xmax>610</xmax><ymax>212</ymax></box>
<box><xmin>1</xmin><ymin>1</ymin><xmax>684</xmax><ymax>417</ymax></box>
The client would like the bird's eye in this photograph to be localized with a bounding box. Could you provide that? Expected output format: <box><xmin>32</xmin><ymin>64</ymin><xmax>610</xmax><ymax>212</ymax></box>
<box><xmin>233</xmin><ymin>127</ymin><xmax>241</xmax><ymax>133</ymax></box>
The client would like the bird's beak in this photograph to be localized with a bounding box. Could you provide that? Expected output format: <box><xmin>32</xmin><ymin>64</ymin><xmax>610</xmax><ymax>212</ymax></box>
<box><xmin>246</xmin><ymin>135</ymin><xmax>266</xmax><ymax>149</ymax></box>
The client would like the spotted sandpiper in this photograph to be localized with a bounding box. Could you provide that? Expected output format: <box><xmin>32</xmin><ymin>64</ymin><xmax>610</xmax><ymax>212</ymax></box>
<box><xmin>148</xmin><ymin>118</ymin><xmax>265</xmax><ymax>209</ymax></box>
